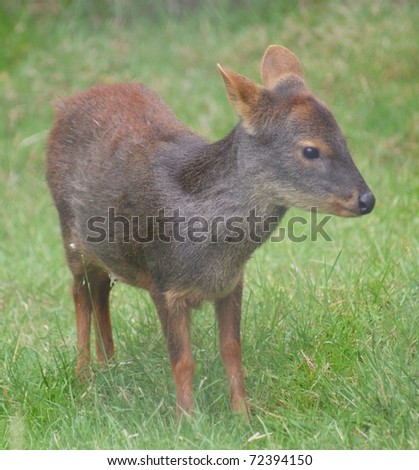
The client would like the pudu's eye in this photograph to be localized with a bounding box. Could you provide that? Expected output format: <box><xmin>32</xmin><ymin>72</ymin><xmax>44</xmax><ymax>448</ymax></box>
<box><xmin>302</xmin><ymin>146</ymin><xmax>320</xmax><ymax>159</ymax></box>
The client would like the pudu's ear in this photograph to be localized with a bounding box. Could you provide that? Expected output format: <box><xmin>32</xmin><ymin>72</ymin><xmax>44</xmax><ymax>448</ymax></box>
<box><xmin>217</xmin><ymin>64</ymin><xmax>262</xmax><ymax>134</ymax></box>
<box><xmin>260</xmin><ymin>45</ymin><xmax>304</xmax><ymax>89</ymax></box>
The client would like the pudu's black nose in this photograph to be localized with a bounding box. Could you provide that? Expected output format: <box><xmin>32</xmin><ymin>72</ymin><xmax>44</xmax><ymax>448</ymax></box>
<box><xmin>359</xmin><ymin>191</ymin><xmax>375</xmax><ymax>215</ymax></box>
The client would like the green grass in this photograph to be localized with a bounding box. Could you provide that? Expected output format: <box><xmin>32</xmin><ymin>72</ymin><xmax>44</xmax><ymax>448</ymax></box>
<box><xmin>1</xmin><ymin>0</ymin><xmax>418</xmax><ymax>450</ymax></box>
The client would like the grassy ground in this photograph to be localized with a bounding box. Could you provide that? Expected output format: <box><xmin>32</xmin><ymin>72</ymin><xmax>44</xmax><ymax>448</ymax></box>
<box><xmin>0</xmin><ymin>0</ymin><xmax>418</xmax><ymax>450</ymax></box>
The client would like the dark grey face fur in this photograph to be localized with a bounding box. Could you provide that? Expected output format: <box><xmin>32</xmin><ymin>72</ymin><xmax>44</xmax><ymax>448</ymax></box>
<box><xmin>241</xmin><ymin>78</ymin><xmax>375</xmax><ymax>217</ymax></box>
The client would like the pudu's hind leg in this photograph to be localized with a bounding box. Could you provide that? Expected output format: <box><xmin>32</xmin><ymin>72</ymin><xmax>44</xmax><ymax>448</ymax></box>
<box><xmin>91</xmin><ymin>271</ymin><xmax>114</xmax><ymax>364</ymax></box>
<box><xmin>72</xmin><ymin>267</ymin><xmax>114</xmax><ymax>376</ymax></box>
